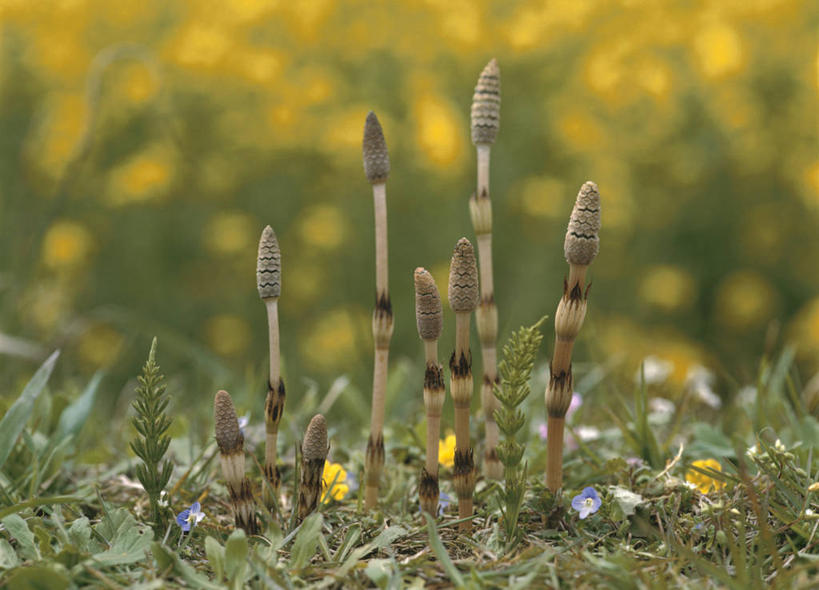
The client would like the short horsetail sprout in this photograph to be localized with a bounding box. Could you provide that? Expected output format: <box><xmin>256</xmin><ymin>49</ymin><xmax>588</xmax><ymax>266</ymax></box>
<box><xmin>214</xmin><ymin>390</ymin><xmax>258</xmax><ymax>534</ymax></box>
<box><xmin>257</xmin><ymin>225</ymin><xmax>285</xmax><ymax>508</ymax></box>
<box><xmin>469</xmin><ymin>58</ymin><xmax>502</xmax><ymax>479</ymax></box>
<box><xmin>414</xmin><ymin>268</ymin><xmax>445</xmax><ymax>515</ymax></box>
<box><xmin>448</xmin><ymin>238</ymin><xmax>479</xmax><ymax>531</ymax></box>
<box><xmin>363</xmin><ymin>111</ymin><xmax>394</xmax><ymax>510</ymax></box>
<box><xmin>298</xmin><ymin>414</ymin><xmax>329</xmax><ymax>520</ymax></box>
<box><xmin>545</xmin><ymin>181</ymin><xmax>600</xmax><ymax>493</ymax></box>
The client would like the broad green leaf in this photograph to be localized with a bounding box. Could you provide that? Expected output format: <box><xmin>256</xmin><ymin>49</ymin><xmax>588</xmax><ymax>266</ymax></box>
<box><xmin>224</xmin><ymin>529</ymin><xmax>249</xmax><ymax>589</ymax></box>
<box><xmin>0</xmin><ymin>538</ymin><xmax>20</xmax><ymax>569</ymax></box>
<box><xmin>54</xmin><ymin>372</ymin><xmax>102</xmax><ymax>443</ymax></box>
<box><xmin>1</xmin><ymin>514</ymin><xmax>40</xmax><ymax>561</ymax></box>
<box><xmin>0</xmin><ymin>350</ymin><xmax>60</xmax><ymax>470</ymax></box>
<box><xmin>205</xmin><ymin>536</ymin><xmax>225</xmax><ymax>582</ymax></box>
<box><xmin>67</xmin><ymin>517</ymin><xmax>91</xmax><ymax>553</ymax></box>
<box><xmin>289</xmin><ymin>512</ymin><xmax>323</xmax><ymax>570</ymax></box>
<box><xmin>91</xmin><ymin>508</ymin><xmax>152</xmax><ymax>566</ymax></box>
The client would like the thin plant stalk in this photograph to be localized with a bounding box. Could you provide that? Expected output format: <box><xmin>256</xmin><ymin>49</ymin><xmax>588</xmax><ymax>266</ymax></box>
<box><xmin>544</xmin><ymin>182</ymin><xmax>600</xmax><ymax>492</ymax></box>
<box><xmin>362</xmin><ymin>111</ymin><xmax>393</xmax><ymax>509</ymax></box>
<box><xmin>470</xmin><ymin>58</ymin><xmax>503</xmax><ymax>479</ymax></box>
<box><xmin>415</xmin><ymin>268</ymin><xmax>444</xmax><ymax>515</ymax></box>
<box><xmin>257</xmin><ymin>225</ymin><xmax>285</xmax><ymax>508</ymax></box>
<box><xmin>448</xmin><ymin>238</ymin><xmax>479</xmax><ymax>531</ymax></box>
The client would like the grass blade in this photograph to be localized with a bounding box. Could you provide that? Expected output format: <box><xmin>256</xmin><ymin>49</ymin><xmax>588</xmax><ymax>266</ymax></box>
<box><xmin>0</xmin><ymin>350</ymin><xmax>60</xmax><ymax>471</ymax></box>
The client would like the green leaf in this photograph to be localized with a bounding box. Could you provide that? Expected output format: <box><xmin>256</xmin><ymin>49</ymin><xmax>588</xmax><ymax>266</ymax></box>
<box><xmin>0</xmin><ymin>538</ymin><xmax>20</xmax><ymax>569</ymax></box>
<box><xmin>205</xmin><ymin>536</ymin><xmax>225</xmax><ymax>582</ymax></box>
<box><xmin>67</xmin><ymin>517</ymin><xmax>91</xmax><ymax>553</ymax></box>
<box><xmin>6</xmin><ymin>565</ymin><xmax>69</xmax><ymax>590</ymax></box>
<box><xmin>289</xmin><ymin>513</ymin><xmax>323</xmax><ymax>570</ymax></box>
<box><xmin>609</xmin><ymin>486</ymin><xmax>645</xmax><ymax>518</ymax></box>
<box><xmin>54</xmin><ymin>372</ymin><xmax>102</xmax><ymax>443</ymax></box>
<box><xmin>0</xmin><ymin>350</ymin><xmax>60</xmax><ymax>471</ymax></box>
<box><xmin>151</xmin><ymin>542</ymin><xmax>222</xmax><ymax>589</ymax></box>
<box><xmin>91</xmin><ymin>508</ymin><xmax>152</xmax><ymax>566</ymax></box>
<box><xmin>1</xmin><ymin>514</ymin><xmax>40</xmax><ymax>561</ymax></box>
<box><xmin>224</xmin><ymin>529</ymin><xmax>249</xmax><ymax>589</ymax></box>
<box><xmin>423</xmin><ymin>513</ymin><xmax>464</xmax><ymax>589</ymax></box>
<box><xmin>364</xmin><ymin>558</ymin><xmax>393</xmax><ymax>587</ymax></box>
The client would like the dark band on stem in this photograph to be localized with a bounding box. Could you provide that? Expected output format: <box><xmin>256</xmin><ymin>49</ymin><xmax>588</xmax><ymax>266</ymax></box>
<box><xmin>449</xmin><ymin>351</ymin><xmax>472</xmax><ymax>377</ymax></box>
<box><xmin>424</xmin><ymin>363</ymin><xmax>445</xmax><ymax>390</ymax></box>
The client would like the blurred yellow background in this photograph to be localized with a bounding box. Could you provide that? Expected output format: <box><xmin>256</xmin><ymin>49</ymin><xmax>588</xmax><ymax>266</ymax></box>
<box><xmin>0</xmin><ymin>0</ymin><xmax>817</xmax><ymax>413</ymax></box>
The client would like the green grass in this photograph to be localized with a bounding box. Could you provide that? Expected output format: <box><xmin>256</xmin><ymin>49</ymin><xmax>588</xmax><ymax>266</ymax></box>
<box><xmin>0</xmin><ymin>345</ymin><xmax>818</xmax><ymax>589</ymax></box>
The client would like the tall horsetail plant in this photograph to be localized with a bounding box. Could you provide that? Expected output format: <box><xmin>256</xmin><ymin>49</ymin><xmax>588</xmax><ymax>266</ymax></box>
<box><xmin>469</xmin><ymin>58</ymin><xmax>503</xmax><ymax>480</ymax></box>
<box><xmin>362</xmin><ymin>111</ymin><xmax>394</xmax><ymax>510</ymax></box>
<box><xmin>298</xmin><ymin>414</ymin><xmax>329</xmax><ymax>521</ymax></box>
<box><xmin>130</xmin><ymin>337</ymin><xmax>173</xmax><ymax>535</ymax></box>
<box><xmin>257</xmin><ymin>225</ymin><xmax>285</xmax><ymax>509</ymax></box>
<box><xmin>544</xmin><ymin>182</ymin><xmax>601</xmax><ymax>493</ymax></box>
<box><xmin>448</xmin><ymin>238</ymin><xmax>479</xmax><ymax>531</ymax></box>
<box><xmin>214</xmin><ymin>390</ymin><xmax>258</xmax><ymax>534</ymax></box>
<box><xmin>414</xmin><ymin>268</ymin><xmax>445</xmax><ymax>515</ymax></box>
<box><xmin>495</xmin><ymin>317</ymin><xmax>545</xmax><ymax>544</ymax></box>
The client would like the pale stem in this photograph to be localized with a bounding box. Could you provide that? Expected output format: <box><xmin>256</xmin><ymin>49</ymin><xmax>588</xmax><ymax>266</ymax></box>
<box><xmin>546</xmin><ymin>415</ymin><xmax>565</xmax><ymax>492</ymax></box>
<box><xmin>370</xmin><ymin>347</ymin><xmax>390</xmax><ymax>435</ymax></box>
<box><xmin>265</xmin><ymin>298</ymin><xmax>280</xmax><ymax>387</ymax></box>
<box><xmin>373</xmin><ymin>183</ymin><xmax>388</xmax><ymax>296</ymax></box>
<box><xmin>424</xmin><ymin>339</ymin><xmax>438</xmax><ymax>366</ymax></box>
<box><xmin>568</xmin><ymin>263</ymin><xmax>588</xmax><ymax>291</ymax></box>
<box><xmin>552</xmin><ymin>339</ymin><xmax>576</xmax><ymax>375</ymax></box>
<box><xmin>476</xmin><ymin>233</ymin><xmax>494</xmax><ymax>299</ymax></box>
<box><xmin>265</xmin><ymin>431</ymin><xmax>277</xmax><ymax>468</ymax></box>
<box><xmin>455</xmin><ymin>312</ymin><xmax>471</xmax><ymax>360</ymax></box>
<box><xmin>426</xmin><ymin>414</ymin><xmax>441</xmax><ymax>476</ymax></box>
<box><xmin>477</xmin><ymin>144</ymin><xmax>491</xmax><ymax>197</ymax></box>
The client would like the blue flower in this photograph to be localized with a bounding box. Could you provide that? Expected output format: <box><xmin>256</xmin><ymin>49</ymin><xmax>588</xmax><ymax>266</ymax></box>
<box><xmin>571</xmin><ymin>487</ymin><xmax>602</xmax><ymax>519</ymax></box>
<box><xmin>438</xmin><ymin>491</ymin><xmax>451</xmax><ymax>516</ymax></box>
<box><xmin>176</xmin><ymin>501</ymin><xmax>205</xmax><ymax>532</ymax></box>
<box><xmin>237</xmin><ymin>414</ymin><xmax>250</xmax><ymax>437</ymax></box>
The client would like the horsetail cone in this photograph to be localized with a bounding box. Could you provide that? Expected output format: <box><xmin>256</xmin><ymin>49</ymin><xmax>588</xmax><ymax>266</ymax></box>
<box><xmin>257</xmin><ymin>225</ymin><xmax>281</xmax><ymax>300</ymax></box>
<box><xmin>299</xmin><ymin>414</ymin><xmax>329</xmax><ymax>520</ymax></box>
<box><xmin>257</xmin><ymin>225</ymin><xmax>285</xmax><ymax>502</ymax></box>
<box><xmin>363</xmin><ymin>111</ymin><xmax>390</xmax><ymax>184</ymax></box>
<box><xmin>448</xmin><ymin>238</ymin><xmax>479</xmax><ymax>313</ymax></box>
<box><xmin>448</xmin><ymin>239</ymin><xmax>479</xmax><ymax>530</ymax></box>
<box><xmin>214</xmin><ymin>390</ymin><xmax>258</xmax><ymax>534</ymax></box>
<box><xmin>214</xmin><ymin>390</ymin><xmax>243</xmax><ymax>455</ymax></box>
<box><xmin>546</xmin><ymin>181</ymin><xmax>601</xmax><ymax>493</ymax></box>
<box><xmin>414</xmin><ymin>268</ymin><xmax>443</xmax><ymax>342</ymax></box>
<box><xmin>470</xmin><ymin>58</ymin><xmax>500</xmax><ymax>146</ymax></box>
<box><xmin>564</xmin><ymin>181</ymin><xmax>601</xmax><ymax>267</ymax></box>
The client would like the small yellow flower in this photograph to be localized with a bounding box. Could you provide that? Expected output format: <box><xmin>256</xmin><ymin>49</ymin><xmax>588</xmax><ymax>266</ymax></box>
<box><xmin>807</xmin><ymin>482</ymin><xmax>819</xmax><ymax>494</ymax></box>
<box><xmin>438</xmin><ymin>433</ymin><xmax>456</xmax><ymax>468</ymax></box>
<box><xmin>321</xmin><ymin>462</ymin><xmax>349</xmax><ymax>503</ymax></box>
<box><xmin>686</xmin><ymin>459</ymin><xmax>726</xmax><ymax>494</ymax></box>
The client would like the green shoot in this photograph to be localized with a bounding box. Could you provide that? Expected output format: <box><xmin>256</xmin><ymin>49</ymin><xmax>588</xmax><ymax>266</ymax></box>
<box><xmin>130</xmin><ymin>337</ymin><xmax>173</xmax><ymax>533</ymax></box>
<box><xmin>494</xmin><ymin>316</ymin><xmax>545</xmax><ymax>545</ymax></box>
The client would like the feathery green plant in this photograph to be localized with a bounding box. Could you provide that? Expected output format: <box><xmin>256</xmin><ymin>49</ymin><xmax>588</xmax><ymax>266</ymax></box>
<box><xmin>130</xmin><ymin>337</ymin><xmax>173</xmax><ymax>532</ymax></box>
<box><xmin>494</xmin><ymin>316</ymin><xmax>545</xmax><ymax>544</ymax></box>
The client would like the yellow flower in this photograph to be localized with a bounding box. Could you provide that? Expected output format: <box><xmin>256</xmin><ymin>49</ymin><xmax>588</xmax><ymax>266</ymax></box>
<box><xmin>438</xmin><ymin>433</ymin><xmax>456</xmax><ymax>468</ymax></box>
<box><xmin>204</xmin><ymin>314</ymin><xmax>250</xmax><ymax>357</ymax></box>
<box><xmin>321</xmin><ymin>462</ymin><xmax>349</xmax><ymax>503</ymax></box>
<box><xmin>42</xmin><ymin>221</ymin><xmax>93</xmax><ymax>270</ymax></box>
<box><xmin>686</xmin><ymin>459</ymin><xmax>726</xmax><ymax>494</ymax></box>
